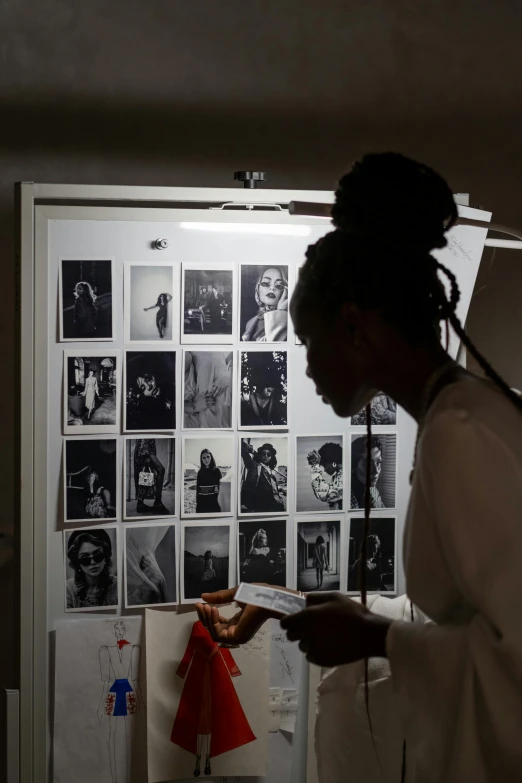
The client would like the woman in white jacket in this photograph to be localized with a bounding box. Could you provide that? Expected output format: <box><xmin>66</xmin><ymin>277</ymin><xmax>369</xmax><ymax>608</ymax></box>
<box><xmin>198</xmin><ymin>152</ymin><xmax>522</xmax><ymax>782</ymax></box>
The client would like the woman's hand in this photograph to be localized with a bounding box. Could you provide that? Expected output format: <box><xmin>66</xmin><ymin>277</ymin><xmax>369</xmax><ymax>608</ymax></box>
<box><xmin>196</xmin><ymin>585</ymin><xmax>292</xmax><ymax>645</ymax></box>
<box><xmin>280</xmin><ymin>592</ymin><xmax>391</xmax><ymax>667</ymax></box>
<box><xmin>278</xmin><ymin>286</ymin><xmax>289</xmax><ymax>311</ymax></box>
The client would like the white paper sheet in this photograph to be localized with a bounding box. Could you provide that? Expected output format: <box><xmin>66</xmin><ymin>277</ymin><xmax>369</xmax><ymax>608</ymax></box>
<box><xmin>146</xmin><ymin>607</ymin><xmax>270</xmax><ymax>781</ymax></box>
<box><xmin>53</xmin><ymin>616</ymin><xmax>143</xmax><ymax>783</ymax></box>
<box><xmin>269</xmin><ymin>623</ymin><xmax>303</xmax><ymax>691</ymax></box>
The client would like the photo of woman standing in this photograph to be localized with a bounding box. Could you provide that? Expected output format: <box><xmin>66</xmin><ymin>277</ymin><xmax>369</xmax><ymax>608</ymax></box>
<box><xmin>60</xmin><ymin>259</ymin><xmax>113</xmax><ymax>341</ymax></box>
<box><xmin>182</xmin><ymin>436</ymin><xmax>234</xmax><ymax>517</ymax></box>
<box><xmin>196</xmin><ymin>450</ymin><xmax>222</xmax><ymax>514</ymax></box>
<box><xmin>125</xmin><ymin>264</ymin><xmax>175</xmax><ymax>342</ymax></box>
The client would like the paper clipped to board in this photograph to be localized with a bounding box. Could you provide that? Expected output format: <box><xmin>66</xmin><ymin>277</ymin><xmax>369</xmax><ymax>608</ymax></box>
<box><xmin>235</xmin><ymin>582</ymin><xmax>306</xmax><ymax>615</ymax></box>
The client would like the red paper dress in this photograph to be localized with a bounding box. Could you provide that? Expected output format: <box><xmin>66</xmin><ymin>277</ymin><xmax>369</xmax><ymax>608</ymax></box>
<box><xmin>170</xmin><ymin>620</ymin><xmax>256</xmax><ymax>757</ymax></box>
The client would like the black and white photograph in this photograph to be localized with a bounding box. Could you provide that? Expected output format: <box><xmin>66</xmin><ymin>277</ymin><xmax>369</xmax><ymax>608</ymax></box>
<box><xmin>59</xmin><ymin>258</ymin><xmax>113</xmax><ymax>341</ymax></box>
<box><xmin>63</xmin><ymin>437</ymin><xmax>118</xmax><ymax>522</ymax></box>
<box><xmin>183</xmin><ymin>349</ymin><xmax>234</xmax><ymax>429</ymax></box>
<box><xmin>238</xmin><ymin>519</ymin><xmax>287</xmax><ymax>587</ymax></box>
<box><xmin>63</xmin><ymin>351</ymin><xmax>120</xmax><ymax>435</ymax></box>
<box><xmin>351</xmin><ymin>393</ymin><xmax>397</xmax><ymax>426</ymax></box>
<box><xmin>124</xmin><ymin>523</ymin><xmax>177</xmax><ymax>608</ymax></box>
<box><xmin>124</xmin><ymin>350</ymin><xmax>176</xmax><ymax>432</ymax></box>
<box><xmin>347</xmin><ymin>517</ymin><xmax>397</xmax><ymax>594</ymax></box>
<box><xmin>239</xmin><ymin>350</ymin><xmax>288</xmax><ymax>429</ymax></box>
<box><xmin>239</xmin><ymin>435</ymin><xmax>288</xmax><ymax>516</ymax></box>
<box><xmin>295</xmin><ymin>435</ymin><xmax>344</xmax><ymax>513</ymax></box>
<box><xmin>240</xmin><ymin>263</ymin><xmax>289</xmax><ymax>343</ymax></box>
<box><xmin>64</xmin><ymin>526</ymin><xmax>119</xmax><ymax>611</ymax></box>
<box><xmin>296</xmin><ymin>518</ymin><xmax>341</xmax><ymax>592</ymax></box>
<box><xmin>124</xmin><ymin>264</ymin><xmax>175</xmax><ymax>342</ymax></box>
<box><xmin>181</xmin><ymin>522</ymin><xmax>231</xmax><ymax>603</ymax></box>
<box><xmin>350</xmin><ymin>434</ymin><xmax>397</xmax><ymax>510</ymax></box>
<box><xmin>124</xmin><ymin>437</ymin><xmax>176</xmax><ymax>520</ymax></box>
<box><xmin>182</xmin><ymin>435</ymin><xmax>234</xmax><ymax>517</ymax></box>
<box><xmin>181</xmin><ymin>263</ymin><xmax>235</xmax><ymax>344</ymax></box>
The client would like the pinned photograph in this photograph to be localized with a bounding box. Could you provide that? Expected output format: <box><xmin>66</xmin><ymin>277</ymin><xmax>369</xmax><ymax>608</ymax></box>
<box><xmin>124</xmin><ymin>350</ymin><xmax>176</xmax><ymax>432</ymax></box>
<box><xmin>239</xmin><ymin>350</ymin><xmax>288</xmax><ymax>429</ymax></box>
<box><xmin>350</xmin><ymin>434</ymin><xmax>397</xmax><ymax>510</ymax></box>
<box><xmin>296</xmin><ymin>518</ymin><xmax>341</xmax><ymax>592</ymax></box>
<box><xmin>124</xmin><ymin>523</ymin><xmax>177</xmax><ymax>608</ymax></box>
<box><xmin>348</xmin><ymin>517</ymin><xmax>397</xmax><ymax>594</ymax></box>
<box><xmin>181</xmin><ymin>522</ymin><xmax>232</xmax><ymax>603</ymax></box>
<box><xmin>124</xmin><ymin>264</ymin><xmax>175</xmax><ymax>342</ymax></box>
<box><xmin>64</xmin><ymin>526</ymin><xmax>119</xmax><ymax>611</ymax></box>
<box><xmin>240</xmin><ymin>263</ymin><xmax>289</xmax><ymax>342</ymax></box>
<box><xmin>182</xmin><ymin>435</ymin><xmax>234</xmax><ymax>517</ymax></box>
<box><xmin>63</xmin><ymin>437</ymin><xmax>118</xmax><ymax>522</ymax></box>
<box><xmin>295</xmin><ymin>435</ymin><xmax>344</xmax><ymax>513</ymax></box>
<box><xmin>59</xmin><ymin>258</ymin><xmax>113</xmax><ymax>341</ymax></box>
<box><xmin>63</xmin><ymin>350</ymin><xmax>120</xmax><ymax>434</ymax></box>
<box><xmin>124</xmin><ymin>437</ymin><xmax>176</xmax><ymax>520</ymax></box>
<box><xmin>238</xmin><ymin>519</ymin><xmax>287</xmax><ymax>587</ymax></box>
<box><xmin>181</xmin><ymin>263</ymin><xmax>235</xmax><ymax>344</ymax></box>
<box><xmin>351</xmin><ymin>393</ymin><xmax>397</xmax><ymax>426</ymax></box>
<box><xmin>239</xmin><ymin>435</ymin><xmax>288</xmax><ymax>516</ymax></box>
<box><xmin>183</xmin><ymin>349</ymin><xmax>234</xmax><ymax>429</ymax></box>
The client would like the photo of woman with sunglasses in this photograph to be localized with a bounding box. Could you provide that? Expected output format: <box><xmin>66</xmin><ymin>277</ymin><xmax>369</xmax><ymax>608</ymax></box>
<box><xmin>240</xmin><ymin>264</ymin><xmax>289</xmax><ymax>342</ymax></box>
<box><xmin>64</xmin><ymin>527</ymin><xmax>119</xmax><ymax>611</ymax></box>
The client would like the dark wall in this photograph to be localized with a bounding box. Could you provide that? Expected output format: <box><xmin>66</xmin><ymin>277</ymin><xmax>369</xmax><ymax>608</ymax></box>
<box><xmin>1</xmin><ymin>0</ymin><xmax>522</xmax><ymax>687</ymax></box>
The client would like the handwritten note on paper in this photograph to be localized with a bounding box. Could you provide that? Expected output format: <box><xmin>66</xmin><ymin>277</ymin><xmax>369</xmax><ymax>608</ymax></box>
<box><xmin>270</xmin><ymin>625</ymin><xmax>303</xmax><ymax>690</ymax></box>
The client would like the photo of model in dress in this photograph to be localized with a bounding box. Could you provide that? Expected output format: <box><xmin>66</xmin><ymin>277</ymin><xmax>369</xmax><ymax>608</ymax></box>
<box><xmin>182</xmin><ymin>436</ymin><xmax>233</xmax><ymax>517</ymax></box>
<box><xmin>124</xmin><ymin>437</ymin><xmax>175</xmax><ymax>519</ymax></box>
<box><xmin>240</xmin><ymin>264</ymin><xmax>289</xmax><ymax>342</ymax></box>
<box><xmin>125</xmin><ymin>264</ymin><xmax>174</xmax><ymax>342</ymax></box>
<box><xmin>182</xmin><ymin>523</ymin><xmax>231</xmax><ymax>602</ymax></box>
<box><xmin>350</xmin><ymin>434</ymin><xmax>397</xmax><ymax>509</ymax></box>
<box><xmin>183</xmin><ymin>350</ymin><xmax>233</xmax><ymax>429</ymax></box>
<box><xmin>239</xmin><ymin>350</ymin><xmax>288</xmax><ymax>428</ymax></box>
<box><xmin>124</xmin><ymin>524</ymin><xmax>177</xmax><ymax>607</ymax></box>
<box><xmin>182</xmin><ymin>266</ymin><xmax>234</xmax><ymax>342</ymax></box>
<box><xmin>296</xmin><ymin>519</ymin><xmax>341</xmax><ymax>592</ymax></box>
<box><xmin>351</xmin><ymin>393</ymin><xmax>397</xmax><ymax>426</ymax></box>
<box><xmin>238</xmin><ymin>519</ymin><xmax>287</xmax><ymax>587</ymax></box>
<box><xmin>64</xmin><ymin>437</ymin><xmax>118</xmax><ymax>522</ymax></box>
<box><xmin>348</xmin><ymin>517</ymin><xmax>396</xmax><ymax>594</ymax></box>
<box><xmin>60</xmin><ymin>259</ymin><xmax>113</xmax><ymax>341</ymax></box>
<box><xmin>125</xmin><ymin>351</ymin><xmax>176</xmax><ymax>432</ymax></box>
<box><xmin>64</xmin><ymin>351</ymin><xmax>120</xmax><ymax>434</ymax></box>
<box><xmin>295</xmin><ymin>435</ymin><xmax>344</xmax><ymax>513</ymax></box>
<box><xmin>239</xmin><ymin>436</ymin><xmax>287</xmax><ymax>515</ymax></box>
<box><xmin>64</xmin><ymin>526</ymin><xmax>119</xmax><ymax>610</ymax></box>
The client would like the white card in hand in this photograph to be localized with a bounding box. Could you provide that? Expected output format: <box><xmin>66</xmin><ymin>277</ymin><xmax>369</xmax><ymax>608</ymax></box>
<box><xmin>235</xmin><ymin>583</ymin><xmax>306</xmax><ymax>616</ymax></box>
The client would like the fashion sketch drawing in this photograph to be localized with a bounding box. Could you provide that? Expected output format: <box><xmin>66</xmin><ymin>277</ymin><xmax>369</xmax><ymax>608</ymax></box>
<box><xmin>98</xmin><ymin>620</ymin><xmax>142</xmax><ymax>783</ymax></box>
<box><xmin>171</xmin><ymin>620</ymin><xmax>255</xmax><ymax>777</ymax></box>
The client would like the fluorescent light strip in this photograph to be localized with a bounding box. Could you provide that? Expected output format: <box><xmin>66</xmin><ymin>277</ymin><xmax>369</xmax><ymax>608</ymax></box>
<box><xmin>179</xmin><ymin>222</ymin><xmax>311</xmax><ymax>237</ymax></box>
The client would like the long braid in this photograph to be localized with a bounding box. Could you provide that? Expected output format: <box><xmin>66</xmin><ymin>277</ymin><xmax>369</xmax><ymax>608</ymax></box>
<box><xmin>358</xmin><ymin>403</ymin><xmax>382</xmax><ymax>773</ymax></box>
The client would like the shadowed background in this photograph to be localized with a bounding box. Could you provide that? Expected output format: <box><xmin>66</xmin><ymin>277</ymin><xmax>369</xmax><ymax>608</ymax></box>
<box><xmin>2</xmin><ymin>0</ymin><xmax>522</xmax><ymax>686</ymax></box>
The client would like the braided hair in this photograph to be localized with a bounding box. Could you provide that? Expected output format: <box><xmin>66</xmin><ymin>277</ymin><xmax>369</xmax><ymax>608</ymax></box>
<box><xmin>295</xmin><ymin>152</ymin><xmax>522</xmax><ymax>775</ymax></box>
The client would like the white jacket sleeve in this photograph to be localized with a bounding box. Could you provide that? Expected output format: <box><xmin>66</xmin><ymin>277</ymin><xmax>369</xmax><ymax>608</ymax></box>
<box><xmin>386</xmin><ymin>409</ymin><xmax>522</xmax><ymax>782</ymax></box>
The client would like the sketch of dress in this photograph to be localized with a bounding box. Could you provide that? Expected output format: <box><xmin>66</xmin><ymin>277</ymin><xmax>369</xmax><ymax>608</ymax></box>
<box><xmin>99</xmin><ymin>621</ymin><xmax>141</xmax><ymax>783</ymax></box>
<box><xmin>171</xmin><ymin>620</ymin><xmax>255</xmax><ymax>776</ymax></box>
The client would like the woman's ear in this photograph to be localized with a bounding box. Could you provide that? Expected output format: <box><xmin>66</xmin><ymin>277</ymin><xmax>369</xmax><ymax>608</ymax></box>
<box><xmin>338</xmin><ymin>301</ymin><xmax>365</xmax><ymax>346</ymax></box>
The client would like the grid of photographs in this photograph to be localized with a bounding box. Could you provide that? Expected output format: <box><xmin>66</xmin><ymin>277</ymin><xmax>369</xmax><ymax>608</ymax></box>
<box><xmin>57</xmin><ymin>257</ymin><xmax>401</xmax><ymax>614</ymax></box>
